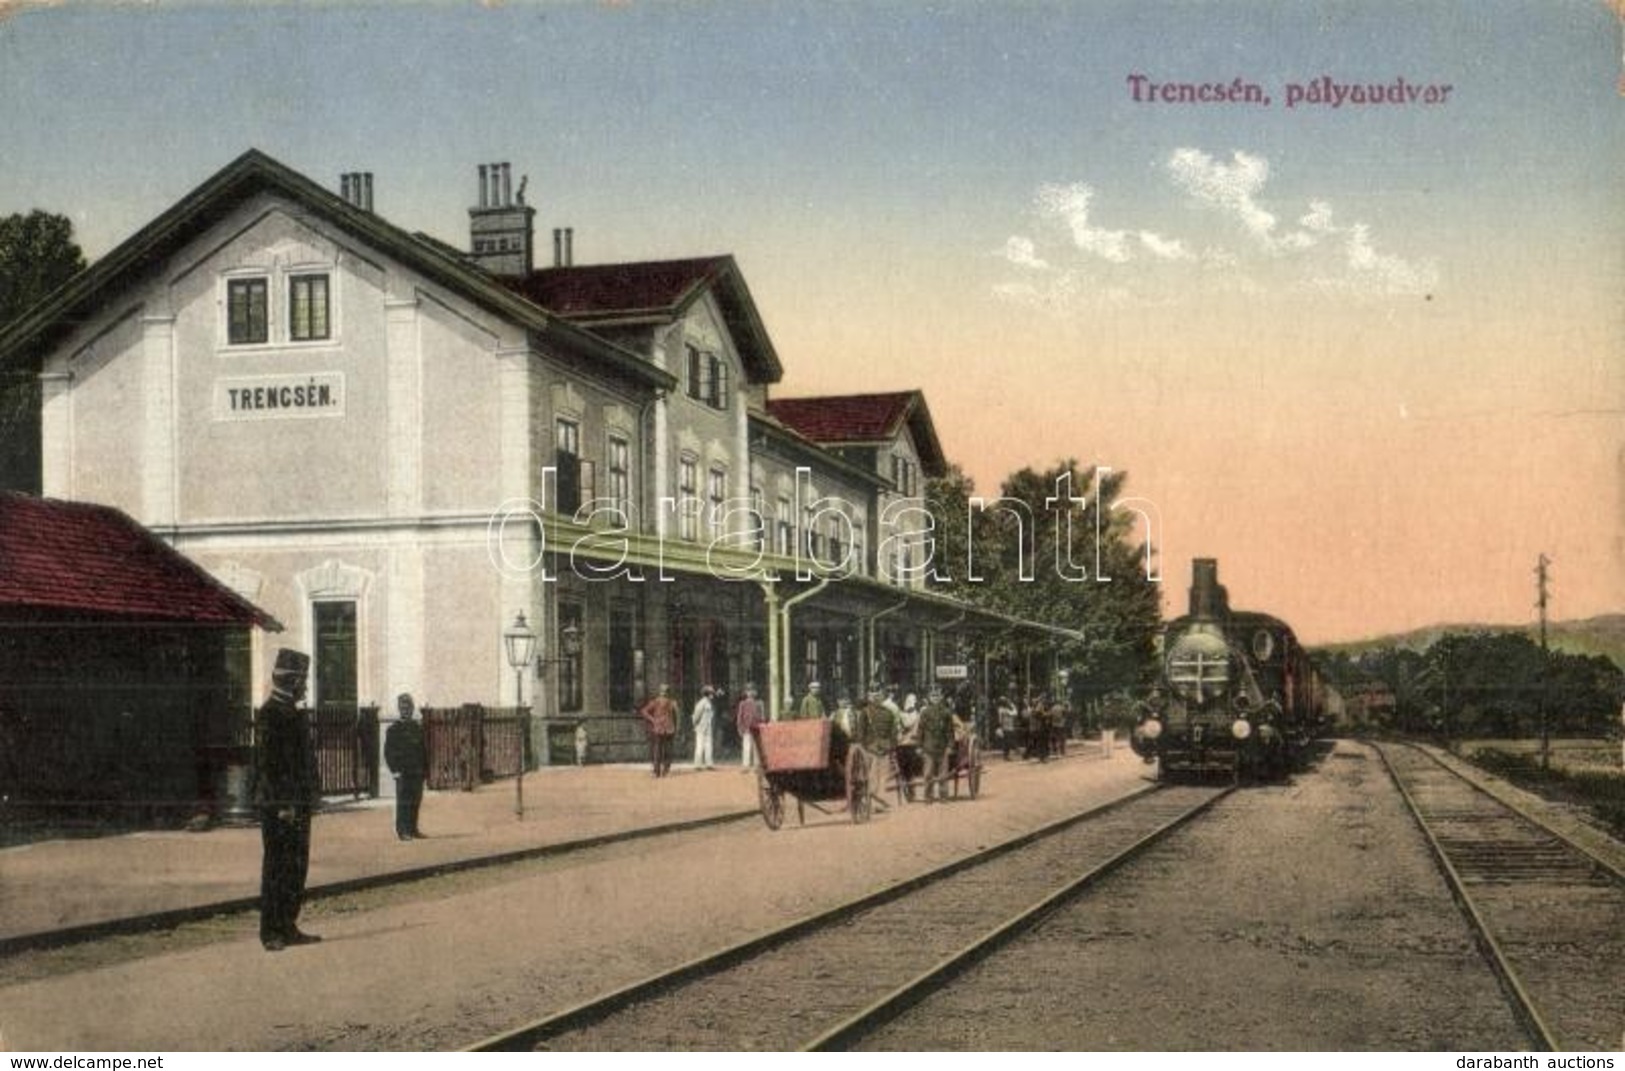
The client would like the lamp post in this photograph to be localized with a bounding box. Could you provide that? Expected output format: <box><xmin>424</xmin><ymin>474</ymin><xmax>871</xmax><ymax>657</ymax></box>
<box><xmin>504</xmin><ymin>611</ymin><xmax>537</xmax><ymax>819</ymax></box>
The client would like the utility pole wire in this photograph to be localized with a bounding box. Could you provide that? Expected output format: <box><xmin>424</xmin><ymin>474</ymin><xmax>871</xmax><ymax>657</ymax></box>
<box><xmin>1536</xmin><ymin>554</ymin><xmax>1551</xmax><ymax>771</ymax></box>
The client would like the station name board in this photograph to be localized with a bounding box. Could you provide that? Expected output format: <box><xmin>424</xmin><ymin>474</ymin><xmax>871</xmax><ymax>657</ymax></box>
<box><xmin>214</xmin><ymin>373</ymin><xmax>346</xmax><ymax>421</ymax></box>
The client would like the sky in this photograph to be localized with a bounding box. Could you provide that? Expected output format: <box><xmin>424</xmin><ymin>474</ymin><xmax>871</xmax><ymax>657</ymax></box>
<box><xmin>0</xmin><ymin>0</ymin><xmax>1620</xmax><ymax>644</ymax></box>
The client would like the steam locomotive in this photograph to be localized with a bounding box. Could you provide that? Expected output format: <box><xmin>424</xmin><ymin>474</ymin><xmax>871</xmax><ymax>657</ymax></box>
<box><xmin>1130</xmin><ymin>559</ymin><xmax>1324</xmax><ymax>780</ymax></box>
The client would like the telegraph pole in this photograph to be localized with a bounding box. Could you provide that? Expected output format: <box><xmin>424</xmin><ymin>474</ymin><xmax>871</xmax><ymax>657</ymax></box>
<box><xmin>1535</xmin><ymin>554</ymin><xmax>1551</xmax><ymax>771</ymax></box>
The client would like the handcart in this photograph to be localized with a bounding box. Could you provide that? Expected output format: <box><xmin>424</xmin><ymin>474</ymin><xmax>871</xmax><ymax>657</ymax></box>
<box><xmin>752</xmin><ymin>719</ymin><xmax>874</xmax><ymax>829</ymax></box>
<box><xmin>887</xmin><ymin>733</ymin><xmax>983</xmax><ymax>804</ymax></box>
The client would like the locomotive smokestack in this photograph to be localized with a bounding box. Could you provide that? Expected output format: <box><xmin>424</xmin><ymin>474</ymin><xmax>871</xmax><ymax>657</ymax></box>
<box><xmin>1189</xmin><ymin>558</ymin><xmax>1229</xmax><ymax>618</ymax></box>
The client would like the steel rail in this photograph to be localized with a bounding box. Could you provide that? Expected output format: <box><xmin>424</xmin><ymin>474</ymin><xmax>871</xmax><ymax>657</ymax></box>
<box><xmin>804</xmin><ymin>783</ymin><xmax>1234</xmax><ymax>1051</ymax></box>
<box><xmin>464</xmin><ymin>779</ymin><xmax>1172</xmax><ymax>1052</ymax></box>
<box><xmin>1371</xmin><ymin>741</ymin><xmax>1562</xmax><ymax>1052</ymax></box>
<box><xmin>1408</xmin><ymin>743</ymin><xmax>1625</xmax><ymax>886</ymax></box>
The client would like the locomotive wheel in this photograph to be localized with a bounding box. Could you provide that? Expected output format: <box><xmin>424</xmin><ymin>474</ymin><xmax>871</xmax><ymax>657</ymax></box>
<box><xmin>757</xmin><ymin>772</ymin><xmax>784</xmax><ymax>831</ymax></box>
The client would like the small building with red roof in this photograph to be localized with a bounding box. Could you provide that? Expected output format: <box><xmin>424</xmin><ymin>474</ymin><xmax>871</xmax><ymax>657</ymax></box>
<box><xmin>0</xmin><ymin>492</ymin><xmax>280</xmax><ymax>816</ymax></box>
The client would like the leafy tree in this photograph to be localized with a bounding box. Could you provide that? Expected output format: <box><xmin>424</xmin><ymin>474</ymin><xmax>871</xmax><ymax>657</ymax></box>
<box><xmin>924</xmin><ymin>459</ymin><xmax>1161</xmax><ymax>712</ymax></box>
<box><xmin>0</xmin><ymin>210</ymin><xmax>85</xmax><ymax>492</ymax></box>
<box><xmin>0</xmin><ymin>210</ymin><xmax>85</xmax><ymax>327</ymax></box>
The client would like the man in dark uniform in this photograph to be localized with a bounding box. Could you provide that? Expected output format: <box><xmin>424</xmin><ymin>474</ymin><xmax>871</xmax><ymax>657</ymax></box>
<box><xmin>255</xmin><ymin>648</ymin><xmax>321</xmax><ymax>952</ymax></box>
<box><xmin>853</xmin><ymin>685</ymin><xmax>898</xmax><ymax>803</ymax></box>
<box><xmin>639</xmin><ymin>684</ymin><xmax>677</xmax><ymax>778</ymax></box>
<box><xmin>918</xmin><ymin>684</ymin><xmax>954</xmax><ymax>803</ymax></box>
<box><xmin>384</xmin><ymin>692</ymin><xmax>426</xmax><ymax>841</ymax></box>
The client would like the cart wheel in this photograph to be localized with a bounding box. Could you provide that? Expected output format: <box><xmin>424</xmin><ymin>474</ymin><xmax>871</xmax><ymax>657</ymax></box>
<box><xmin>757</xmin><ymin>772</ymin><xmax>783</xmax><ymax>831</ymax></box>
<box><xmin>967</xmin><ymin>740</ymin><xmax>982</xmax><ymax>800</ymax></box>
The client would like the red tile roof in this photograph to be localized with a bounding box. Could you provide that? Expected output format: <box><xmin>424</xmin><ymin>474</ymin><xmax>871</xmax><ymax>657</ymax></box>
<box><xmin>766</xmin><ymin>392</ymin><xmax>919</xmax><ymax>444</ymax></box>
<box><xmin>503</xmin><ymin>257</ymin><xmax>731</xmax><ymax>319</ymax></box>
<box><xmin>500</xmin><ymin>255</ymin><xmax>783</xmax><ymax>384</ymax></box>
<box><xmin>0</xmin><ymin>493</ymin><xmax>280</xmax><ymax>628</ymax></box>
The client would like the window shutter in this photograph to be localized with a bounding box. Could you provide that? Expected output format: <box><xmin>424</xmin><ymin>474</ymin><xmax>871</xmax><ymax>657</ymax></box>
<box><xmin>578</xmin><ymin>460</ymin><xmax>597</xmax><ymax>514</ymax></box>
<box><xmin>555</xmin><ymin>449</ymin><xmax>581</xmax><ymax>516</ymax></box>
<box><xmin>715</xmin><ymin>361</ymin><xmax>731</xmax><ymax>409</ymax></box>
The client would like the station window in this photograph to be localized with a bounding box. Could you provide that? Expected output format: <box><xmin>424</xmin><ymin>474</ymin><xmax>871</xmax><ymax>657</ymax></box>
<box><xmin>289</xmin><ymin>274</ymin><xmax>331</xmax><ymax>341</ymax></box>
<box><xmin>708</xmin><ymin>466</ymin><xmax>727</xmax><ymax>540</ymax></box>
<box><xmin>227</xmin><ymin>277</ymin><xmax>269</xmax><ymax>345</ymax></box>
<box><xmin>685</xmin><ymin>345</ymin><xmax>730</xmax><ymax>410</ymax></box>
<box><xmin>679</xmin><ymin>456</ymin><xmax>699</xmax><ymax>542</ymax></box>
<box><xmin>607</xmin><ymin>435</ymin><xmax>632</xmax><ymax>520</ymax></box>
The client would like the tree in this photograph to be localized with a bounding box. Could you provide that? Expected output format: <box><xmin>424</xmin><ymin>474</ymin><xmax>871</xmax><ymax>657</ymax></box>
<box><xmin>0</xmin><ymin>210</ymin><xmax>85</xmax><ymax>492</ymax></box>
<box><xmin>924</xmin><ymin>459</ymin><xmax>1162</xmax><ymax>708</ymax></box>
<box><xmin>0</xmin><ymin>210</ymin><xmax>86</xmax><ymax>328</ymax></box>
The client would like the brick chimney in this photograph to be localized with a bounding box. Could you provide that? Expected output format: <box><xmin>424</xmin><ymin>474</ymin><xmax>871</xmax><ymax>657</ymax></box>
<box><xmin>468</xmin><ymin>162</ymin><xmax>535</xmax><ymax>278</ymax></box>
<box><xmin>339</xmin><ymin>172</ymin><xmax>374</xmax><ymax>212</ymax></box>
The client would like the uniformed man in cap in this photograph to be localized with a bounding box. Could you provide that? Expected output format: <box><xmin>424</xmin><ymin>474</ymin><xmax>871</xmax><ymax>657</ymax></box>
<box><xmin>918</xmin><ymin>684</ymin><xmax>954</xmax><ymax>803</ymax></box>
<box><xmin>788</xmin><ymin>680</ymin><xmax>824</xmax><ymax>721</ymax></box>
<box><xmin>853</xmin><ymin>684</ymin><xmax>899</xmax><ymax>803</ymax></box>
<box><xmin>254</xmin><ymin>649</ymin><xmax>321</xmax><ymax>951</ymax></box>
<box><xmin>384</xmin><ymin>692</ymin><xmax>427</xmax><ymax>841</ymax></box>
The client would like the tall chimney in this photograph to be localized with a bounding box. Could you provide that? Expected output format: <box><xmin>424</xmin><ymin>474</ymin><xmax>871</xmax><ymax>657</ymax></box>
<box><xmin>468</xmin><ymin>160</ymin><xmax>535</xmax><ymax>278</ymax></box>
<box><xmin>339</xmin><ymin>172</ymin><xmax>374</xmax><ymax>212</ymax></box>
<box><xmin>564</xmin><ymin>227</ymin><xmax>574</xmax><ymax>267</ymax></box>
<box><xmin>1188</xmin><ymin>558</ymin><xmax>1229</xmax><ymax>619</ymax></box>
<box><xmin>553</xmin><ymin>228</ymin><xmax>563</xmax><ymax>268</ymax></box>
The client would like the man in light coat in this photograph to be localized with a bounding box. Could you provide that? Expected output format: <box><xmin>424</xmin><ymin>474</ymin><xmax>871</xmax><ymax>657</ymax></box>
<box><xmin>691</xmin><ymin>685</ymin><xmax>716</xmax><ymax>770</ymax></box>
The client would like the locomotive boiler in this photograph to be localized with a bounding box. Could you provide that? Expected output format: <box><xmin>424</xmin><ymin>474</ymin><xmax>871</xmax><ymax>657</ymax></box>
<box><xmin>1130</xmin><ymin>559</ymin><xmax>1323</xmax><ymax>780</ymax></box>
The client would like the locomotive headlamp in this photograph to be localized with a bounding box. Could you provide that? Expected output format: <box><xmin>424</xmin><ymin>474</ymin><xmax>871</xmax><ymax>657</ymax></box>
<box><xmin>1141</xmin><ymin>718</ymin><xmax>1164</xmax><ymax>740</ymax></box>
<box><xmin>1231</xmin><ymin>718</ymin><xmax>1253</xmax><ymax>740</ymax></box>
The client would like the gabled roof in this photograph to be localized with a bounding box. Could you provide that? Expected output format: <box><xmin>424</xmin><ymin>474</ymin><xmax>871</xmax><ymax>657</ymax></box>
<box><xmin>505</xmin><ymin>256</ymin><xmax>783</xmax><ymax>384</ymax></box>
<box><xmin>0</xmin><ymin>493</ymin><xmax>280</xmax><ymax>629</ymax></box>
<box><xmin>747</xmin><ymin>413</ymin><xmax>889</xmax><ymax>492</ymax></box>
<box><xmin>766</xmin><ymin>390</ymin><xmax>947</xmax><ymax>477</ymax></box>
<box><xmin>0</xmin><ymin>149</ymin><xmax>674</xmax><ymax>394</ymax></box>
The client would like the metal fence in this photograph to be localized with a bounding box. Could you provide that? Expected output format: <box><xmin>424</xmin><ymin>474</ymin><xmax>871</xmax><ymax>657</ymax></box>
<box><xmin>422</xmin><ymin>705</ymin><xmax>527</xmax><ymax>790</ymax></box>
<box><xmin>310</xmin><ymin>703</ymin><xmax>380</xmax><ymax>798</ymax></box>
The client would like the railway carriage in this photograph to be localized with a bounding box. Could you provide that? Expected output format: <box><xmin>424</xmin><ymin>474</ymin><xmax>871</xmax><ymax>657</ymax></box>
<box><xmin>1131</xmin><ymin>559</ymin><xmax>1324</xmax><ymax>780</ymax></box>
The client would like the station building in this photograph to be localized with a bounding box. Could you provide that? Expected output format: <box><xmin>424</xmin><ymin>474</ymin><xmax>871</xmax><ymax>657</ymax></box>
<box><xmin>0</xmin><ymin>149</ymin><xmax>1075</xmax><ymax>774</ymax></box>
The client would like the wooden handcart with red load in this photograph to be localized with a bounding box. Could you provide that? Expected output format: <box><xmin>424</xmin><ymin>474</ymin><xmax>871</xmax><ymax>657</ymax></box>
<box><xmin>751</xmin><ymin>719</ymin><xmax>874</xmax><ymax>829</ymax></box>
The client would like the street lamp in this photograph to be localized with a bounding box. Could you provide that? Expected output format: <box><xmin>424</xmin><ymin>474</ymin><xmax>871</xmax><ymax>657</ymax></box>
<box><xmin>534</xmin><ymin>621</ymin><xmax>584</xmax><ymax>677</ymax></box>
<box><xmin>504</xmin><ymin>611</ymin><xmax>537</xmax><ymax>818</ymax></box>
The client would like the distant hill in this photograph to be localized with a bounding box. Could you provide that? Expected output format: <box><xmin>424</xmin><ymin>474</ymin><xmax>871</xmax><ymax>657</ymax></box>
<box><xmin>1316</xmin><ymin>614</ymin><xmax>1625</xmax><ymax>670</ymax></box>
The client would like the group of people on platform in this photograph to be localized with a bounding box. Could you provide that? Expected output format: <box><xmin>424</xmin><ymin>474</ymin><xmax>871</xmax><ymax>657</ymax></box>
<box><xmin>992</xmin><ymin>692</ymin><xmax>1073</xmax><ymax>763</ymax></box>
<box><xmin>251</xmin><ymin>644</ymin><xmax>1079</xmax><ymax>954</ymax></box>
<box><xmin>637</xmin><ymin>677</ymin><xmax>1068</xmax><ymax>804</ymax></box>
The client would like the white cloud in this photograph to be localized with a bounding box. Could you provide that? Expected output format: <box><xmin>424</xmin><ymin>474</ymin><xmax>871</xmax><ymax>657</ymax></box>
<box><xmin>1034</xmin><ymin>182</ymin><xmax>1131</xmax><ymax>263</ymax></box>
<box><xmin>1138</xmin><ymin>230</ymin><xmax>1194</xmax><ymax>261</ymax></box>
<box><xmin>1300</xmin><ymin>200</ymin><xmax>1337</xmax><ymax>235</ymax></box>
<box><xmin>1000</xmin><ymin>235</ymin><xmax>1049</xmax><ymax>270</ymax></box>
<box><xmin>1166</xmin><ymin>148</ymin><xmax>1283</xmax><ymax>248</ymax></box>
<box><xmin>1340</xmin><ymin>223</ymin><xmax>1438</xmax><ymax>295</ymax></box>
<box><xmin>991</xmin><ymin>148</ymin><xmax>1438</xmax><ymax>308</ymax></box>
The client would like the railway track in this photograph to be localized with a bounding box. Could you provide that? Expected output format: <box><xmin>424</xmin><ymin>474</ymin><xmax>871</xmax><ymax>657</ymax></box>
<box><xmin>1374</xmin><ymin>741</ymin><xmax>1625</xmax><ymax>1052</ymax></box>
<box><xmin>467</xmin><ymin>782</ymin><xmax>1232</xmax><ymax>1051</ymax></box>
